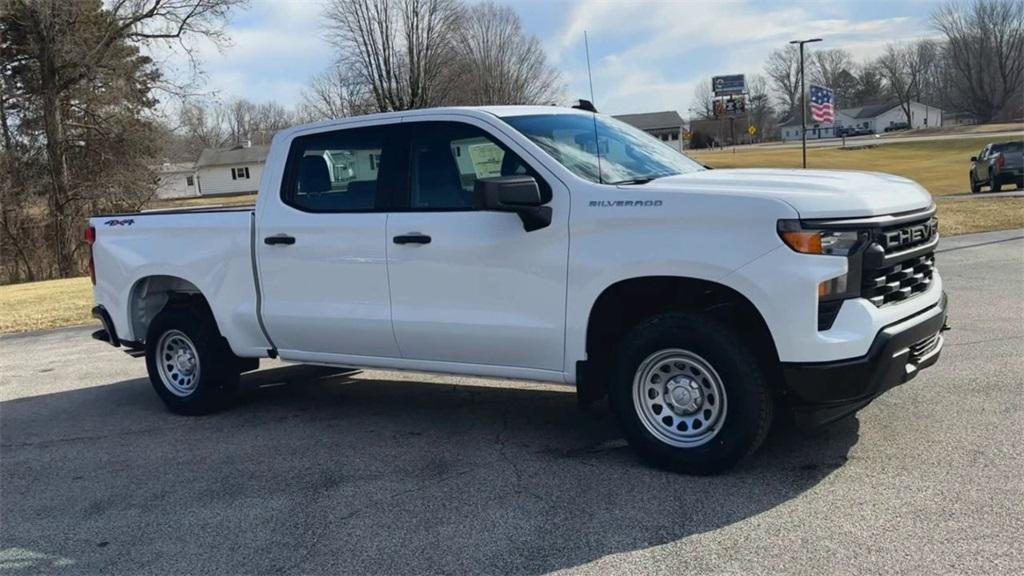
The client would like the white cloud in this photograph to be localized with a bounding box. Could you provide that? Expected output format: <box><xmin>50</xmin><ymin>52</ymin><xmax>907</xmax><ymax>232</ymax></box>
<box><xmin>147</xmin><ymin>0</ymin><xmax>332</xmax><ymax>107</ymax></box>
<box><xmin>550</xmin><ymin>0</ymin><xmax>936</xmax><ymax>115</ymax></box>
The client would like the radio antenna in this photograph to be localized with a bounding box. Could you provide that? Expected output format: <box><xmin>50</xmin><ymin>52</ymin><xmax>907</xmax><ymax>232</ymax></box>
<box><xmin>584</xmin><ymin>31</ymin><xmax>603</xmax><ymax>184</ymax></box>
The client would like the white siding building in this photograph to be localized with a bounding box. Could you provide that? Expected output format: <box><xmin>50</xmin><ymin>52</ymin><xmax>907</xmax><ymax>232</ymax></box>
<box><xmin>154</xmin><ymin>163</ymin><xmax>199</xmax><ymax>199</ymax></box>
<box><xmin>195</xmin><ymin>144</ymin><xmax>269</xmax><ymax>196</ymax></box>
<box><xmin>780</xmin><ymin>101</ymin><xmax>944</xmax><ymax>142</ymax></box>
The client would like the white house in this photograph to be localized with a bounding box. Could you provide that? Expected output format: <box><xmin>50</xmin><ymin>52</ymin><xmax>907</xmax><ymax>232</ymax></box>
<box><xmin>154</xmin><ymin>162</ymin><xmax>199</xmax><ymax>199</ymax></box>
<box><xmin>780</xmin><ymin>101</ymin><xmax>944</xmax><ymax>142</ymax></box>
<box><xmin>195</xmin><ymin>143</ymin><xmax>269</xmax><ymax>196</ymax></box>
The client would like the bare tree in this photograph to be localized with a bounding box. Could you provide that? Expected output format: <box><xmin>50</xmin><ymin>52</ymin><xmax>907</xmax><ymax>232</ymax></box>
<box><xmin>691</xmin><ymin>78</ymin><xmax>715</xmax><ymax>119</ymax></box>
<box><xmin>765</xmin><ymin>45</ymin><xmax>801</xmax><ymax>118</ymax></box>
<box><xmin>745</xmin><ymin>74</ymin><xmax>775</xmax><ymax>140</ymax></box>
<box><xmin>452</xmin><ymin>2</ymin><xmax>560</xmax><ymax>105</ymax></box>
<box><xmin>300</xmin><ymin>64</ymin><xmax>373</xmax><ymax>120</ymax></box>
<box><xmin>852</xmin><ymin>63</ymin><xmax>886</xmax><ymax>107</ymax></box>
<box><xmin>932</xmin><ymin>0</ymin><xmax>1024</xmax><ymax>122</ymax></box>
<box><xmin>324</xmin><ymin>0</ymin><xmax>462</xmax><ymax>112</ymax></box>
<box><xmin>809</xmin><ymin>48</ymin><xmax>859</xmax><ymax>108</ymax></box>
<box><xmin>878</xmin><ymin>40</ymin><xmax>936</xmax><ymax>125</ymax></box>
<box><xmin>0</xmin><ymin>0</ymin><xmax>244</xmax><ymax>277</ymax></box>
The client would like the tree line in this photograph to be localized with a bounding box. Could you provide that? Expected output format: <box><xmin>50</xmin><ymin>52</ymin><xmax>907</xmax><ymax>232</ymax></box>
<box><xmin>689</xmin><ymin>0</ymin><xmax>1022</xmax><ymax>147</ymax></box>
<box><xmin>0</xmin><ymin>0</ymin><xmax>560</xmax><ymax>284</ymax></box>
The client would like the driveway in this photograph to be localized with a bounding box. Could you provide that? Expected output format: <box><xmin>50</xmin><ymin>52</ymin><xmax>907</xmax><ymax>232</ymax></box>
<box><xmin>2</xmin><ymin>230</ymin><xmax>1022</xmax><ymax>575</ymax></box>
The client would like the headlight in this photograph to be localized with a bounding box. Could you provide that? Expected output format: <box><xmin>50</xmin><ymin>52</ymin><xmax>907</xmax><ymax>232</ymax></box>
<box><xmin>777</xmin><ymin>220</ymin><xmax>866</xmax><ymax>256</ymax></box>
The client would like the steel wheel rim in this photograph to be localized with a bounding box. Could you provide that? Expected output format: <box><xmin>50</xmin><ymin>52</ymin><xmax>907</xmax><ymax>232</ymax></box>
<box><xmin>632</xmin><ymin>348</ymin><xmax>727</xmax><ymax>448</ymax></box>
<box><xmin>156</xmin><ymin>330</ymin><xmax>201</xmax><ymax>397</ymax></box>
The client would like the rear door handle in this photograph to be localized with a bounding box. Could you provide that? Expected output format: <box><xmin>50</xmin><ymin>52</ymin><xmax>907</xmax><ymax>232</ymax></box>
<box><xmin>393</xmin><ymin>233</ymin><xmax>431</xmax><ymax>245</ymax></box>
<box><xmin>264</xmin><ymin>234</ymin><xmax>296</xmax><ymax>246</ymax></box>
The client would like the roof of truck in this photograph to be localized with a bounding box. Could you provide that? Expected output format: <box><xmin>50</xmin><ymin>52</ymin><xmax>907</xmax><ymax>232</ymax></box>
<box><xmin>278</xmin><ymin>105</ymin><xmax>593</xmax><ymax>138</ymax></box>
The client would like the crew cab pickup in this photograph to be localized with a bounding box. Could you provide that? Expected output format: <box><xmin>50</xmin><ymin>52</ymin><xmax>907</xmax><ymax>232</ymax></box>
<box><xmin>88</xmin><ymin>106</ymin><xmax>947</xmax><ymax>474</ymax></box>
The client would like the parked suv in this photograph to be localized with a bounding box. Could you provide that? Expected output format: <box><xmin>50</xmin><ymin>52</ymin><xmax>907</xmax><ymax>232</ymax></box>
<box><xmin>971</xmin><ymin>141</ymin><xmax>1024</xmax><ymax>193</ymax></box>
<box><xmin>87</xmin><ymin>106</ymin><xmax>948</xmax><ymax>474</ymax></box>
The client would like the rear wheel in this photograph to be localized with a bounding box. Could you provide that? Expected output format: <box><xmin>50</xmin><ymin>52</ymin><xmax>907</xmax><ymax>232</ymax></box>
<box><xmin>609</xmin><ymin>313</ymin><xmax>773</xmax><ymax>475</ymax></box>
<box><xmin>990</xmin><ymin>174</ymin><xmax>1002</xmax><ymax>192</ymax></box>
<box><xmin>145</xmin><ymin>307</ymin><xmax>240</xmax><ymax>415</ymax></box>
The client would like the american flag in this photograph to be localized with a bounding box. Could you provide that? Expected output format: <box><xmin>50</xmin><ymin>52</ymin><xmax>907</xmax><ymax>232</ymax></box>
<box><xmin>809</xmin><ymin>85</ymin><xmax>835</xmax><ymax>123</ymax></box>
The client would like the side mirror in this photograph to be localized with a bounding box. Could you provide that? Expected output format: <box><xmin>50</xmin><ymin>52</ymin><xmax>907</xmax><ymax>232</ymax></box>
<box><xmin>473</xmin><ymin>176</ymin><xmax>552</xmax><ymax>232</ymax></box>
<box><xmin>970</xmin><ymin>156</ymin><xmax>977</xmax><ymax>162</ymax></box>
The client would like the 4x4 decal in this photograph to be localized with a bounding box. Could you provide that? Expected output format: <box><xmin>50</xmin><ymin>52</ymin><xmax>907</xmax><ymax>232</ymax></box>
<box><xmin>104</xmin><ymin>219</ymin><xmax>135</xmax><ymax>226</ymax></box>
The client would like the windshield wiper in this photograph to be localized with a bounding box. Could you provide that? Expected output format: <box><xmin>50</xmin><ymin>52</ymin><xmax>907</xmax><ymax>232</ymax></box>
<box><xmin>608</xmin><ymin>176</ymin><xmax>662</xmax><ymax>185</ymax></box>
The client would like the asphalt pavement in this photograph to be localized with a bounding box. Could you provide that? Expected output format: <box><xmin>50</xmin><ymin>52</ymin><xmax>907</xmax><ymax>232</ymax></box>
<box><xmin>2</xmin><ymin>230</ymin><xmax>1023</xmax><ymax>575</ymax></box>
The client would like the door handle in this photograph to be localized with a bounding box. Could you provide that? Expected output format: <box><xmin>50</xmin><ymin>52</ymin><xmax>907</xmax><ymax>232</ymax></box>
<box><xmin>393</xmin><ymin>233</ymin><xmax>431</xmax><ymax>245</ymax></box>
<box><xmin>264</xmin><ymin>234</ymin><xmax>296</xmax><ymax>246</ymax></box>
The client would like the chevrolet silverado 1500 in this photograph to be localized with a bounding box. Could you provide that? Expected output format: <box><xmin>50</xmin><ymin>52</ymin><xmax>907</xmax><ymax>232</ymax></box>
<box><xmin>88</xmin><ymin>106</ymin><xmax>947</xmax><ymax>474</ymax></box>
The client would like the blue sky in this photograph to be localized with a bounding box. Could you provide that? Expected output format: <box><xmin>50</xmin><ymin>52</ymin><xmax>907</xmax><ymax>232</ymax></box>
<box><xmin>161</xmin><ymin>0</ymin><xmax>945</xmax><ymax>116</ymax></box>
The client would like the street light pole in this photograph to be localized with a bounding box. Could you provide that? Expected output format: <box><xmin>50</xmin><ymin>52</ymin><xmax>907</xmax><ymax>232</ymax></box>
<box><xmin>790</xmin><ymin>37</ymin><xmax>822</xmax><ymax>169</ymax></box>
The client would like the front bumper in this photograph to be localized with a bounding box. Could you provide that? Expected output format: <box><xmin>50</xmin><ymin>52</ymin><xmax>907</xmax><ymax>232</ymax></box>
<box><xmin>782</xmin><ymin>292</ymin><xmax>948</xmax><ymax>428</ymax></box>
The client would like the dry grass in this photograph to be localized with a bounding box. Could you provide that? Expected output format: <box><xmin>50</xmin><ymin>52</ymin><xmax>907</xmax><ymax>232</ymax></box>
<box><xmin>146</xmin><ymin>193</ymin><xmax>257</xmax><ymax>210</ymax></box>
<box><xmin>936</xmin><ymin>197</ymin><xmax>1024</xmax><ymax>236</ymax></box>
<box><xmin>689</xmin><ymin>138</ymin><xmax>1019</xmax><ymax>196</ymax></box>
<box><xmin>883</xmin><ymin>122</ymin><xmax>1023</xmax><ymax>139</ymax></box>
<box><xmin>0</xmin><ymin>276</ymin><xmax>95</xmax><ymax>334</ymax></box>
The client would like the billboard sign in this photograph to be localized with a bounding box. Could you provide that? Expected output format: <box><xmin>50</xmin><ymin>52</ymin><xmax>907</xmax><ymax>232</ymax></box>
<box><xmin>713</xmin><ymin>74</ymin><xmax>746</xmax><ymax>96</ymax></box>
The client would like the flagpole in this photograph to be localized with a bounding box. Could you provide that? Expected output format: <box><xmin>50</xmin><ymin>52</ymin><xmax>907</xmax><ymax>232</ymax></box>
<box><xmin>790</xmin><ymin>38</ymin><xmax>822</xmax><ymax>169</ymax></box>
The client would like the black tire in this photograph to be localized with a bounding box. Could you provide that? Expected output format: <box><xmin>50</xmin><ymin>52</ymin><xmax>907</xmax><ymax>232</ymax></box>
<box><xmin>970</xmin><ymin>173</ymin><xmax>980</xmax><ymax>194</ymax></box>
<box><xmin>608</xmin><ymin>312</ymin><xmax>773</xmax><ymax>475</ymax></box>
<box><xmin>145</xmin><ymin>306</ymin><xmax>240</xmax><ymax>415</ymax></box>
<box><xmin>990</xmin><ymin>174</ymin><xmax>1002</xmax><ymax>192</ymax></box>
<box><xmin>1016</xmin><ymin>178</ymin><xmax>1023</xmax><ymax>190</ymax></box>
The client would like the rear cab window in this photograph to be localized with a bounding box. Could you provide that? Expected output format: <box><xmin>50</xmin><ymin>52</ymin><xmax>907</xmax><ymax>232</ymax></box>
<box><xmin>281</xmin><ymin>125</ymin><xmax>396</xmax><ymax>212</ymax></box>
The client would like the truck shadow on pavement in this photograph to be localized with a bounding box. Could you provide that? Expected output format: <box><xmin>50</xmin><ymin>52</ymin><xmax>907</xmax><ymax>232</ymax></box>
<box><xmin>1</xmin><ymin>365</ymin><xmax>859</xmax><ymax>575</ymax></box>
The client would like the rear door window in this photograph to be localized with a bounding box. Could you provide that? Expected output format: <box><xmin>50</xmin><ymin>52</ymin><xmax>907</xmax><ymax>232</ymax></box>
<box><xmin>282</xmin><ymin>125</ymin><xmax>396</xmax><ymax>212</ymax></box>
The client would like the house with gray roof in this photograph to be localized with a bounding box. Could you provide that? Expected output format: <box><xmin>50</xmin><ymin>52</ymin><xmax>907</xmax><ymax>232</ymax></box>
<box><xmin>195</xmin><ymin>142</ymin><xmax>270</xmax><ymax>196</ymax></box>
<box><xmin>780</xmin><ymin>101</ymin><xmax>943</xmax><ymax>142</ymax></box>
<box><xmin>613</xmin><ymin>111</ymin><xmax>686</xmax><ymax>150</ymax></box>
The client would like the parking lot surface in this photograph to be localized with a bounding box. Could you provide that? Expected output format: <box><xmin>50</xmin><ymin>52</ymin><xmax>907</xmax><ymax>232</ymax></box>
<box><xmin>2</xmin><ymin>230</ymin><xmax>1022</xmax><ymax>575</ymax></box>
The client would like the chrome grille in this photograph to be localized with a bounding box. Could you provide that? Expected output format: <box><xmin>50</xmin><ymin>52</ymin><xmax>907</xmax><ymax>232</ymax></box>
<box><xmin>861</xmin><ymin>252</ymin><xmax>935</xmax><ymax>307</ymax></box>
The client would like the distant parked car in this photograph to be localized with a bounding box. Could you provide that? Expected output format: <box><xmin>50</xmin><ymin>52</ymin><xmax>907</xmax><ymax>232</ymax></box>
<box><xmin>884</xmin><ymin>122</ymin><xmax>910</xmax><ymax>133</ymax></box>
<box><xmin>970</xmin><ymin>141</ymin><xmax>1024</xmax><ymax>193</ymax></box>
<box><xmin>847</xmin><ymin>126</ymin><xmax>873</xmax><ymax>137</ymax></box>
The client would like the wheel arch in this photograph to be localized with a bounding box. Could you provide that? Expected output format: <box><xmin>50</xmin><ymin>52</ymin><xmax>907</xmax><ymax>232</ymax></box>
<box><xmin>576</xmin><ymin>275</ymin><xmax>782</xmax><ymax>404</ymax></box>
<box><xmin>127</xmin><ymin>275</ymin><xmax>215</xmax><ymax>344</ymax></box>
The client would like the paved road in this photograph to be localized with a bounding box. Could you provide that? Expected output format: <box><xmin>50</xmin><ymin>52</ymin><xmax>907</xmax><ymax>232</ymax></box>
<box><xmin>2</xmin><ymin>231</ymin><xmax>1023</xmax><ymax>575</ymax></box>
<box><xmin>942</xmin><ymin>189</ymin><xmax>1024</xmax><ymax>200</ymax></box>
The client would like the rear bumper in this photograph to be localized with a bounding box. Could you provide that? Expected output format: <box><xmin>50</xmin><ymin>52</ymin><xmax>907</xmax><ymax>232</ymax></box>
<box><xmin>782</xmin><ymin>292</ymin><xmax>948</xmax><ymax>427</ymax></box>
<box><xmin>91</xmin><ymin>305</ymin><xmax>120</xmax><ymax>347</ymax></box>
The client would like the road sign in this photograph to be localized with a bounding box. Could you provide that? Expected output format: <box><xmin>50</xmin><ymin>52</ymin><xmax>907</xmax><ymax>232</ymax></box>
<box><xmin>712</xmin><ymin>74</ymin><xmax>746</xmax><ymax>96</ymax></box>
<box><xmin>747</xmin><ymin>125</ymin><xmax>757</xmax><ymax>136</ymax></box>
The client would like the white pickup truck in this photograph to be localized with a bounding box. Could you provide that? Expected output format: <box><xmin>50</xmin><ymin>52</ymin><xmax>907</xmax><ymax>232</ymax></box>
<box><xmin>88</xmin><ymin>106</ymin><xmax>947</xmax><ymax>474</ymax></box>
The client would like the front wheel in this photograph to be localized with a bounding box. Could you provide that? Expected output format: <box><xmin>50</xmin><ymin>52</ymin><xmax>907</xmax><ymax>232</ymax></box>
<box><xmin>970</xmin><ymin>173</ymin><xmax>980</xmax><ymax>194</ymax></box>
<box><xmin>609</xmin><ymin>313</ymin><xmax>773</xmax><ymax>475</ymax></box>
<box><xmin>145</xmin><ymin>307</ymin><xmax>240</xmax><ymax>415</ymax></box>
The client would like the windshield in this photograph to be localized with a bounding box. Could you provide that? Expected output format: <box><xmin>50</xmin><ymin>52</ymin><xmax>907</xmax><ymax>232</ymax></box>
<box><xmin>992</xmin><ymin>141</ymin><xmax>1022</xmax><ymax>154</ymax></box>
<box><xmin>501</xmin><ymin>113</ymin><xmax>705</xmax><ymax>184</ymax></box>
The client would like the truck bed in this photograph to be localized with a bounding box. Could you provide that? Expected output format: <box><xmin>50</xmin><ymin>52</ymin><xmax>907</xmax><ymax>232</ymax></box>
<box><xmin>88</xmin><ymin>207</ymin><xmax>270</xmax><ymax>357</ymax></box>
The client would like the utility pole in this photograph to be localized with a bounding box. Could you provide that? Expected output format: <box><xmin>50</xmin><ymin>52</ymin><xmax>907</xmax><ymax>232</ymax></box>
<box><xmin>790</xmin><ymin>37</ymin><xmax>822</xmax><ymax>169</ymax></box>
